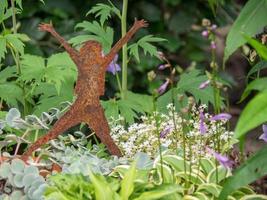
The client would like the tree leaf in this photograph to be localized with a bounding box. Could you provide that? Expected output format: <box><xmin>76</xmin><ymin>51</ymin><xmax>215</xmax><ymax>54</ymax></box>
<box><xmin>235</xmin><ymin>91</ymin><xmax>267</xmax><ymax>139</ymax></box>
<box><xmin>219</xmin><ymin>146</ymin><xmax>267</xmax><ymax>200</ymax></box>
<box><xmin>224</xmin><ymin>0</ymin><xmax>267</xmax><ymax>64</ymax></box>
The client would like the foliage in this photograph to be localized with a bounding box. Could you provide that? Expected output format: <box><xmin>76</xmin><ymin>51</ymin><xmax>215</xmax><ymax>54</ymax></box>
<box><xmin>219</xmin><ymin>146</ymin><xmax>267</xmax><ymax>200</ymax></box>
<box><xmin>224</xmin><ymin>0</ymin><xmax>267</xmax><ymax>64</ymax></box>
<box><xmin>0</xmin><ymin>159</ymin><xmax>47</xmax><ymax>200</ymax></box>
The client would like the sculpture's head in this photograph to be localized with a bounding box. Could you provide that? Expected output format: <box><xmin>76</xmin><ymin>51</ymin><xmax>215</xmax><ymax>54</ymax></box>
<box><xmin>80</xmin><ymin>41</ymin><xmax>103</xmax><ymax>61</ymax></box>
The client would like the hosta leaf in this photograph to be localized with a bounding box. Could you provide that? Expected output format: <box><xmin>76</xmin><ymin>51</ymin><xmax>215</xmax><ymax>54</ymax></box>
<box><xmin>88</xmin><ymin>168</ymin><xmax>115</xmax><ymax>200</ymax></box>
<box><xmin>155</xmin><ymin>163</ymin><xmax>174</xmax><ymax>184</ymax></box>
<box><xmin>162</xmin><ymin>154</ymin><xmax>190</xmax><ymax>172</ymax></box>
<box><xmin>240</xmin><ymin>78</ymin><xmax>267</xmax><ymax>102</ymax></box>
<box><xmin>235</xmin><ymin>92</ymin><xmax>267</xmax><ymax>139</ymax></box>
<box><xmin>197</xmin><ymin>183</ymin><xmax>221</xmax><ymax>197</ymax></box>
<box><xmin>223</xmin><ymin>0</ymin><xmax>267</xmax><ymax>63</ymax></box>
<box><xmin>246</xmin><ymin>61</ymin><xmax>267</xmax><ymax>81</ymax></box>
<box><xmin>243</xmin><ymin>34</ymin><xmax>267</xmax><ymax>60</ymax></box>
<box><xmin>219</xmin><ymin>146</ymin><xmax>267</xmax><ymax>200</ymax></box>
<box><xmin>120</xmin><ymin>162</ymin><xmax>136</xmax><ymax>200</ymax></box>
<box><xmin>133</xmin><ymin>184</ymin><xmax>182</xmax><ymax>200</ymax></box>
<box><xmin>207</xmin><ymin>166</ymin><xmax>231</xmax><ymax>184</ymax></box>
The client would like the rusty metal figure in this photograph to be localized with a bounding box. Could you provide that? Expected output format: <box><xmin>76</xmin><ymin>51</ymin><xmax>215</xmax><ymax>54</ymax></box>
<box><xmin>21</xmin><ymin>19</ymin><xmax>148</xmax><ymax>161</ymax></box>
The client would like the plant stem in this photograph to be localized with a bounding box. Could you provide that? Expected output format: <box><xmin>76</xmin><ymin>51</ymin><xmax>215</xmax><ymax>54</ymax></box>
<box><xmin>121</xmin><ymin>0</ymin><xmax>128</xmax><ymax>100</ymax></box>
<box><xmin>10</xmin><ymin>0</ymin><xmax>29</xmax><ymax>116</ymax></box>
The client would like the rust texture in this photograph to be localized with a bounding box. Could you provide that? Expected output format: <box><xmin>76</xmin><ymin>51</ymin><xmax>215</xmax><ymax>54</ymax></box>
<box><xmin>21</xmin><ymin>19</ymin><xmax>148</xmax><ymax>161</ymax></box>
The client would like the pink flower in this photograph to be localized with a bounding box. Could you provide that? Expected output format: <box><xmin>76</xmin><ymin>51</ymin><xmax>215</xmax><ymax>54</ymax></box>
<box><xmin>202</xmin><ymin>30</ymin><xmax>209</xmax><ymax>37</ymax></box>
<box><xmin>211</xmin><ymin>24</ymin><xmax>217</xmax><ymax>30</ymax></box>
<box><xmin>210</xmin><ymin>41</ymin><xmax>216</xmax><ymax>49</ymax></box>
<box><xmin>157</xmin><ymin>79</ymin><xmax>170</xmax><ymax>95</ymax></box>
<box><xmin>199</xmin><ymin>80</ymin><xmax>210</xmax><ymax>89</ymax></box>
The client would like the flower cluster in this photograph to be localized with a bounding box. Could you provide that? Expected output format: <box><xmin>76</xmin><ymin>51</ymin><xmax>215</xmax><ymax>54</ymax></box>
<box><xmin>110</xmin><ymin>104</ymin><xmax>234</xmax><ymax>161</ymax></box>
<box><xmin>201</xmin><ymin>18</ymin><xmax>217</xmax><ymax>50</ymax></box>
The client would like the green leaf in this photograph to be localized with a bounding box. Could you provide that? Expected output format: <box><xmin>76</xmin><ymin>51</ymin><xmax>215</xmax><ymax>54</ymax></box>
<box><xmin>87</xmin><ymin>3</ymin><xmax>121</xmax><ymax>26</ymax></box>
<box><xmin>88</xmin><ymin>168</ymin><xmax>115</xmax><ymax>200</ymax></box>
<box><xmin>133</xmin><ymin>184</ymin><xmax>182</xmax><ymax>200</ymax></box>
<box><xmin>125</xmin><ymin>91</ymin><xmax>153</xmax><ymax>113</ymax></box>
<box><xmin>235</xmin><ymin>91</ymin><xmax>267</xmax><ymax>139</ymax></box>
<box><xmin>247</xmin><ymin>61</ymin><xmax>267</xmax><ymax>81</ymax></box>
<box><xmin>101</xmin><ymin>99</ymin><xmax>119</xmax><ymax>120</ymax></box>
<box><xmin>219</xmin><ymin>146</ymin><xmax>267</xmax><ymax>200</ymax></box>
<box><xmin>0</xmin><ymin>66</ymin><xmax>17</xmax><ymax>83</ymax></box>
<box><xmin>128</xmin><ymin>35</ymin><xmax>166</xmax><ymax>62</ymax></box>
<box><xmin>120</xmin><ymin>162</ymin><xmax>136</xmax><ymax>200</ymax></box>
<box><xmin>243</xmin><ymin>34</ymin><xmax>267</xmax><ymax>60</ymax></box>
<box><xmin>224</xmin><ymin>0</ymin><xmax>267</xmax><ymax>64</ymax></box>
<box><xmin>240</xmin><ymin>78</ymin><xmax>267</xmax><ymax>102</ymax></box>
<box><xmin>0</xmin><ymin>37</ymin><xmax>7</xmax><ymax>62</ymax></box>
<box><xmin>20</xmin><ymin>54</ymin><xmax>45</xmax><ymax>83</ymax></box>
<box><xmin>0</xmin><ymin>82</ymin><xmax>24</xmax><ymax>107</ymax></box>
<box><xmin>5</xmin><ymin>34</ymin><xmax>27</xmax><ymax>55</ymax></box>
<box><xmin>177</xmin><ymin>70</ymin><xmax>221</xmax><ymax>106</ymax></box>
<box><xmin>71</xmin><ymin>21</ymin><xmax>114</xmax><ymax>53</ymax></box>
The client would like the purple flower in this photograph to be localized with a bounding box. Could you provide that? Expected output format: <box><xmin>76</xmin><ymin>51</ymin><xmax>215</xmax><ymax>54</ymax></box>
<box><xmin>259</xmin><ymin>124</ymin><xmax>267</xmax><ymax>142</ymax></box>
<box><xmin>157</xmin><ymin>79</ymin><xmax>170</xmax><ymax>95</ymax></box>
<box><xmin>158</xmin><ymin>64</ymin><xmax>170</xmax><ymax>70</ymax></box>
<box><xmin>210</xmin><ymin>113</ymin><xmax>232</xmax><ymax>121</ymax></box>
<box><xmin>160</xmin><ymin>126</ymin><xmax>173</xmax><ymax>138</ymax></box>
<box><xmin>201</xmin><ymin>30</ymin><xmax>209</xmax><ymax>37</ymax></box>
<box><xmin>107</xmin><ymin>54</ymin><xmax>121</xmax><ymax>75</ymax></box>
<box><xmin>207</xmin><ymin>147</ymin><xmax>233</xmax><ymax>169</ymax></box>
<box><xmin>199</xmin><ymin>111</ymin><xmax>207</xmax><ymax>134</ymax></box>
<box><xmin>210</xmin><ymin>41</ymin><xmax>216</xmax><ymax>49</ymax></box>
<box><xmin>199</xmin><ymin>80</ymin><xmax>210</xmax><ymax>89</ymax></box>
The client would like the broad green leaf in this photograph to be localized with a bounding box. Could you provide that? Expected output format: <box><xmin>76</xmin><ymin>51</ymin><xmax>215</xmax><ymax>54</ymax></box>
<box><xmin>235</xmin><ymin>92</ymin><xmax>267</xmax><ymax>139</ymax></box>
<box><xmin>207</xmin><ymin>166</ymin><xmax>231</xmax><ymax>184</ymax></box>
<box><xmin>219</xmin><ymin>146</ymin><xmax>267</xmax><ymax>200</ymax></box>
<box><xmin>88</xmin><ymin>168</ymin><xmax>115</xmax><ymax>200</ymax></box>
<box><xmin>240</xmin><ymin>78</ymin><xmax>267</xmax><ymax>102</ymax></box>
<box><xmin>197</xmin><ymin>183</ymin><xmax>221</xmax><ymax>197</ymax></box>
<box><xmin>224</xmin><ymin>0</ymin><xmax>267</xmax><ymax>64</ymax></box>
<box><xmin>120</xmin><ymin>162</ymin><xmax>136</xmax><ymax>200</ymax></box>
<box><xmin>247</xmin><ymin>61</ymin><xmax>267</xmax><ymax>81</ymax></box>
<box><xmin>5</xmin><ymin>34</ymin><xmax>27</xmax><ymax>55</ymax></box>
<box><xmin>162</xmin><ymin>154</ymin><xmax>190</xmax><ymax>172</ymax></box>
<box><xmin>243</xmin><ymin>34</ymin><xmax>267</xmax><ymax>60</ymax></box>
<box><xmin>200</xmin><ymin>158</ymin><xmax>215</xmax><ymax>175</ymax></box>
<box><xmin>125</xmin><ymin>91</ymin><xmax>153</xmax><ymax>113</ymax></box>
<box><xmin>133</xmin><ymin>184</ymin><xmax>182</xmax><ymax>200</ymax></box>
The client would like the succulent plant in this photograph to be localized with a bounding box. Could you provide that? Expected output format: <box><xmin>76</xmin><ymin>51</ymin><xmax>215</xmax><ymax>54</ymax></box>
<box><xmin>0</xmin><ymin>159</ymin><xmax>47</xmax><ymax>200</ymax></box>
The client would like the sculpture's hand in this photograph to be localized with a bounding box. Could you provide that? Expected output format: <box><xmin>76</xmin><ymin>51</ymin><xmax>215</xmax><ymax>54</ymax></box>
<box><xmin>134</xmin><ymin>19</ymin><xmax>149</xmax><ymax>29</ymax></box>
<box><xmin>38</xmin><ymin>22</ymin><xmax>54</xmax><ymax>33</ymax></box>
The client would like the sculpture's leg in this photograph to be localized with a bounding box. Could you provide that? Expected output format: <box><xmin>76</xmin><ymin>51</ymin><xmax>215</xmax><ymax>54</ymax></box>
<box><xmin>84</xmin><ymin>105</ymin><xmax>122</xmax><ymax>157</ymax></box>
<box><xmin>21</xmin><ymin>107</ymin><xmax>81</xmax><ymax>162</ymax></box>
